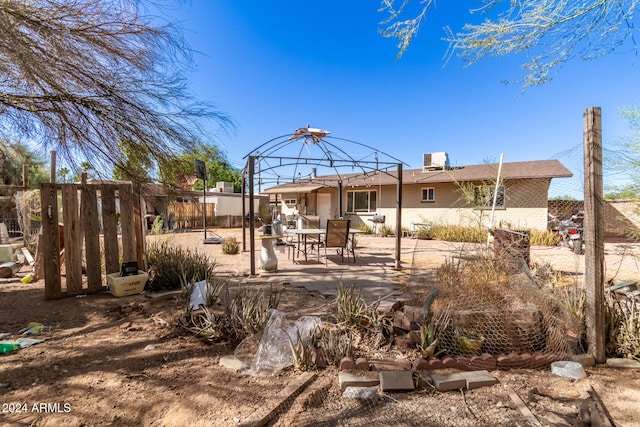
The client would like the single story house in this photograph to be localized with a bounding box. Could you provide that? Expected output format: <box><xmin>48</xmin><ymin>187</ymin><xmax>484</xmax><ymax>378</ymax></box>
<box><xmin>263</xmin><ymin>155</ymin><xmax>572</xmax><ymax>232</ymax></box>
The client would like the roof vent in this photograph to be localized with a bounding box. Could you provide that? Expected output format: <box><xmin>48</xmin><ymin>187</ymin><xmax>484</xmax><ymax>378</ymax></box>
<box><xmin>423</xmin><ymin>152</ymin><xmax>449</xmax><ymax>171</ymax></box>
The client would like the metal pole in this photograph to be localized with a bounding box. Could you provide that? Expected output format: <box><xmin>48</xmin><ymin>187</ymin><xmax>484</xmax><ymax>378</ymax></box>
<box><xmin>203</xmin><ymin>175</ymin><xmax>207</xmax><ymax>240</ymax></box>
<box><xmin>249</xmin><ymin>156</ymin><xmax>256</xmax><ymax>276</ymax></box>
<box><xmin>338</xmin><ymin>181</ymin><xmax>343</xmax><ymax>218</ymax></box>
<box><xmin>241</xmin><ymin>171</ymin><xmax>247</xmax><ymax>252</ymax></box>
<box><xmin>395</xmin><ymin>163</ymin><xmax>402</xmax><ymax>269</ymax></box>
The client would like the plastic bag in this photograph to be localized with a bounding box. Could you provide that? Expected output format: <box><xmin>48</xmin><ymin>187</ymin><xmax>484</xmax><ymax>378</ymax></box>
<box><xmin>249</xmin><ymin>310</ymin><xmax>321</xmax><ymax>376</ymax></box>
<box><xmin>551</xmin><ymin>361</ymin><xmax>587</xmax><ymax>380</ymax></box>
<box><xmin>189</xmin><ymin>280</ymin><xmax>208</xmax><ymax>309</ymax></box>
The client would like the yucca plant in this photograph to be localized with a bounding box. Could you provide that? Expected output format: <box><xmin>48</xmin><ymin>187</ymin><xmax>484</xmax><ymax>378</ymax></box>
<box><xmin>336</xmin><ymin>281</ymin><xmax>370</xmax><ymax>327</ymax></box>
<box><xmin>284</xmin><ymin>324</ymin><xmax>321</xmax><ymax>370</ymax></box>
<box><xmin>225</xmin><ymin>285</ymin><xmax>284</xmax><ymax>340</ymax></box>
<box><xmin>418</xmin><ymin>310</ymin><xmax>450</xmax><ymax>358</ymax></box>
<box><xmin>606</xmin><ymin>293</ymin><xmax>640</xmax><ymax>361</ymax></box>
<box><xmin>320</xmin><ymin>326</ymin><xmax>354</xmax><ymax>366</ymax></box>
<box><xmin>146</xmin><ymin>240</ymin><xmax>215</xmax><ymax>290</ymax></box>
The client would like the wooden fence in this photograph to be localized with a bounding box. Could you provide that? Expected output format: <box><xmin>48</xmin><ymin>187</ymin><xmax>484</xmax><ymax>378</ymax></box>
<box><xmin>40</xmin><ymin>181</ymin><xmax>145</xmax><ymax>300</ymax></box>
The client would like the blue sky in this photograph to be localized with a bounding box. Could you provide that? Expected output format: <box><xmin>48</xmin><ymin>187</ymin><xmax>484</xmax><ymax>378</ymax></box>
<box><xmin>162</xmin><ymin>1</ymin><xmax>640</xmax><ymax>179</ymax></box>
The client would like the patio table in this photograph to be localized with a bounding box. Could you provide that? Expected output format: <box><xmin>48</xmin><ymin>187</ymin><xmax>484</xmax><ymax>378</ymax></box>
<box><xmin>286</xmin><ymin>228</ymin><xmax>365</xmax><ymax>263</ymax></box>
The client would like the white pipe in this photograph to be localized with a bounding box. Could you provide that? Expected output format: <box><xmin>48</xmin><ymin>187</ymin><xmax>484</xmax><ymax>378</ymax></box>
<box><xmin>488</xmin><ymin>153</ymin><xmax>504</xmax><ymax>242</ymax></box>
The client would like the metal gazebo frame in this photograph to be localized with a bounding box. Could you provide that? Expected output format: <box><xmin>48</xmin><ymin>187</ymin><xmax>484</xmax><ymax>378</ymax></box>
<box><xmin>241</xmin><ymin>126</ymin><xmax>407</xmax><ymax>276</ymax></box>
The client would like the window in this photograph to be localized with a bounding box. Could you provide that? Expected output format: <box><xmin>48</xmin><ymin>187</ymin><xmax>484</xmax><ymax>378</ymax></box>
<box><xmin>346</xmin><ymin>190</ymin><xmax>377</xmax><ymax>213</ymax></box>
<box><xmin>421</xmin><ymin>187</ymin><xmax>435</xmax><ymax>202</ymax></box>
<box><xmin>474</xmin><ymin>185</ymin><xmax>505</xmax><ymax>208</ymax></box>
<box><xmin>284</xmin><ymin>198</ymin><xmax>297</xmax><ymax>205</ymax></box>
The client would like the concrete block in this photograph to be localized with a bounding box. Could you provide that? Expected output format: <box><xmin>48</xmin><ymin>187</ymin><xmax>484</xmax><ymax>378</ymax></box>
<box><xmin>342</xmin><ymin>386</ymin><xmax>378</xmax><ymax>402</ymax></box>
<box><xmin>431</xmin><ymin>373</ymin><xmax>466</xmax><ymax>391</ymax></box>
<box><xmin>606</xmin><ymin>358</ymin><xmax>640</xmax><ymax>369</ymax></box>
<box><xmin>339</xmin><ymin>372</ymin><xmax>380</xmax><ymax>391</ymax></box>
<box><xmin>415</xmin><ymin>373</ymin><xmax>433</xmax><ymax>388</ymax></box>
<box><xmin>379</xmin><ymin>370</ymin><xmax>415</xmax><ymax>392</ymax></box>
<box><xmin>572</xmin><ymin>353</ymin><xmax>596</xmax><ymax>368</ymax></box>
<box><xmin>460</xmin><ymin>370</ymin><xmax>499</xmax><ymax>390</ymax></box>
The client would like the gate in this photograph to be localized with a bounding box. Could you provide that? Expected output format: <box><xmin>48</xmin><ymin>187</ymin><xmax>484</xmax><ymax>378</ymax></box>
<box><xmin>40</xmin><ymin>181</ymin><xmax>145</xmax><ymax>300</ymax></box>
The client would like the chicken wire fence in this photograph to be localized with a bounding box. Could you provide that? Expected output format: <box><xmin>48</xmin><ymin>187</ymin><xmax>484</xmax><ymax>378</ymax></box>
<box><xmin>263</xmin><ymin>145</ymin><xmax>638</xmax><ymax>426</ymax></box>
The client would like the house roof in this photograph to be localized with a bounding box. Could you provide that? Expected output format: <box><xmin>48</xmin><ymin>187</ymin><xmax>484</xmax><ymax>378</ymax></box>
<box><xmin>263</xmin><ymin>159</ymin><xmax>572</xmax><ymax>193</ymax></box>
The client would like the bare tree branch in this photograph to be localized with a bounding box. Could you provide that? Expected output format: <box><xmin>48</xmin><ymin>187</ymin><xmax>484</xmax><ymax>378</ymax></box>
<box><xmin>379</xmin><ymin>0</ymin><xmax>639</xmax><ymax>89</ymax></box>
<box><xmin>0</xmin><ymin>0</ymin><xmax>232</xmax><ymax>177</ymax></box>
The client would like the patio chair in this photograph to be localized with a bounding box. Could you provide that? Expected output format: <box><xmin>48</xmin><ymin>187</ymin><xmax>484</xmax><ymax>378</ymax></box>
<box><xmin>320</xmin><ymin>219</ymin><xmax>355</xmax><ymax>266</ymax></box>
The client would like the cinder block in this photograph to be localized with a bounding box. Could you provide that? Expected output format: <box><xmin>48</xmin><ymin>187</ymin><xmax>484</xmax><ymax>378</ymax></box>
<box><xmin>339</xmin><ymin>372</ymin><xmax>380</xmax><ymax>391</ymax></box>
<box><xmin>379</xmin><ymin>371</ymin><xmax>415</xmax><ymax>392</ymax></box>
<box><xmin>431</xmin><ymin>373</ymin><xmax>466</xmax><ymax>391</ymax></box>
<box><xmin>342</xmin><ymin>386</ymin><xmax>379</xmax><ymax>402</ymax></box>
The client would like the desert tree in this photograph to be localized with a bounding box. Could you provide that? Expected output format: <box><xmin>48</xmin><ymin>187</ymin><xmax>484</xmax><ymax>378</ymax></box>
<box><xmin>0</xmin><ymin>139</ymin><xmax>48</xmax><ymax>187</ymax></box>
<box><xmin>0</xmin><ymin>0</ymin><xmax>231</xmax><ymax>179</ymax></box>
<box><xmin>379</xmin><ymin>0</ymin><xmax>638</xmax><ymax>88</ymax></box>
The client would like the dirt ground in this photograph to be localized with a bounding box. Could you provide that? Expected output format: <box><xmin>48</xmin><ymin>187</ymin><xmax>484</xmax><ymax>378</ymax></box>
<box><xmin>1</xmin><ymin>230</ymin><xmax>640</xmax><ymax>426</ymax></box>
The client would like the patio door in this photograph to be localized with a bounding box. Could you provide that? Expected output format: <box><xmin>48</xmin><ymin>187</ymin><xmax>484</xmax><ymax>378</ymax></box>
<box><xmin>317</xmin><ymin>193</ymin><xmax>331</xmax><ymax>228</ymax></box>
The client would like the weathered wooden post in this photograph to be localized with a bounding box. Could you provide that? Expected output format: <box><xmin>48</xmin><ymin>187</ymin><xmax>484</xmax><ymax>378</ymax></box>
<box><xmin>583</xmin><ymin>106</ymin><xmax>605</xmax><ymax>363</ymax></box>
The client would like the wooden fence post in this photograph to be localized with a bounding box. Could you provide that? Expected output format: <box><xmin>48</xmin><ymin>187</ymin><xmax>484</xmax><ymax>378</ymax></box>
<box><xmin>42</xmin><ymin>183</ymin><xmax>62</xmax><ymax>300</ymax></box>
<box><xmin>583</xmin><ymin>106</ymin><xmax>605</xmax><ymax>363</ymax></box>
<box><xmin>82</xmin><ymin>180</ymin><xmax>102</xmax><ymax>293</ymax></box>
<box><xmin>119</xmin><ymin>184</ymin><xmax>136</xmax><ymax>263</ymax></box>
<box><xmin>101</xmin><ymin>185</ymin><xmax>120</xmax><ymax>274</ymax></box>
<box><xmin>62</xmin><ymin>184</ymin><xmax>83</xmax><ymax>295</ymax></box>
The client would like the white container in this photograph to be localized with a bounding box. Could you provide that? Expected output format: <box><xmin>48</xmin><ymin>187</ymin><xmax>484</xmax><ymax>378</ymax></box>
<box><xmin>0</xmin><ymin>245</ymin><xmax>12</xmax><ymax>263</ymax></box>
<box><xmin>106</xmin><ymin>271</ymin><xmax>148</xmax><ymax>297</ymax></box>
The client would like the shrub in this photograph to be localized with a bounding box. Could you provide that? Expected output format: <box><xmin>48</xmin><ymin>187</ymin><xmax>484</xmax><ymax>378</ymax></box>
<box><xmin>222</xmin><ymin>237</ymin><xmax>240</xmax><ymax>255</ymax></box>
<box><xmin>429</xmin><ymin>224</ymin><xmax>487</xmax><ymax>243</ymax></box>
<box><xmin>530</xmin><ymin>229</ymin><xmax>560</xmax><ymax>246</ymax></box>
<box><xmin>146</xmin><ymin>240</ymin><xmax>215</xmax><ymax>290</ymax></box>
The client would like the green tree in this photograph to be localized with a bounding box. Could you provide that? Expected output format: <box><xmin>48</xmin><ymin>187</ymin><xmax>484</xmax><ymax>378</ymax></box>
<box><xmin>379</xmin><ymin>1</ymin><xmax>638</xmax><ymax>88</ymax></box>
<box><xmin>160</xmin><ymin>143</ymin><xmax>242</xmax><ymax>192</ymax></box>
<box><xmin>0</xmin><ymin>139</ymin><xmax>48</xmax><ymax>188</ymax></box>
<box><xmin>58</xmin><ymin>167</ymin><xmax>70</xmax><ymax>184</ymax></box>
<box><xmin>112</xmin><ymin>140</ymin><xmax>155</xmax><ymax>184</ymax></box>
<box><xmin>0</xmin><ymin>0</ymin><xmax>231</xmax><ymax>177</ymax></box>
